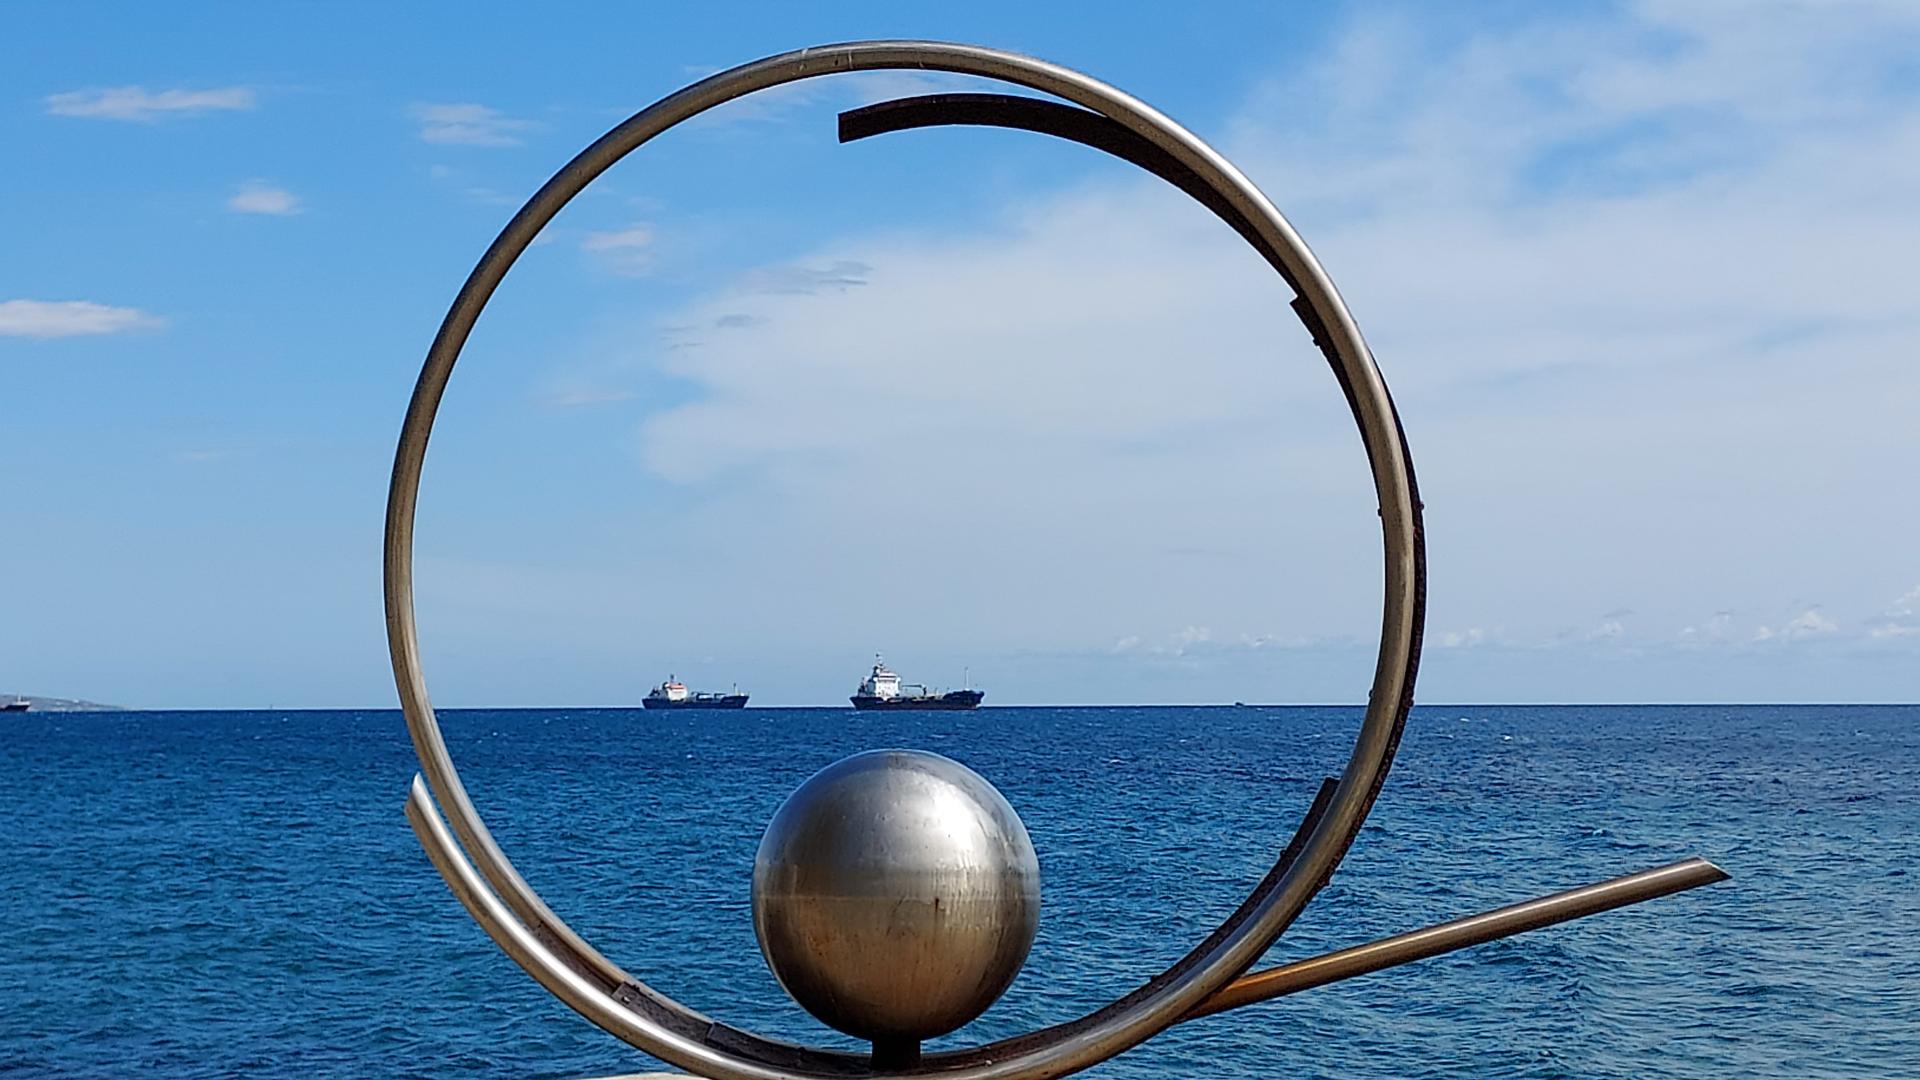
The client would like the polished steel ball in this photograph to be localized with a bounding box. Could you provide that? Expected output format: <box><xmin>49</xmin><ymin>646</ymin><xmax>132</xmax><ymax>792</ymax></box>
<box><xmin>752</xmin><ymin>749</ymin><xmax>1041</xmax><ymax>1043</ymax></box>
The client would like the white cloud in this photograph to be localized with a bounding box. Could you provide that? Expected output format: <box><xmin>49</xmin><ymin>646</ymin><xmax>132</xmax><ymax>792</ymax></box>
<box><xmin>45</xmin><ymin>85</ymin><xmax>255</xmax><ymax>121</ymax></box>
<box><xmin>581</xmin><ymin>223</ymin><xmax>656</xmax><ymax>276</ymax></box>
<box><xmin>1866</xmin><ymin>585</ymin><xmax>1920</xmax><ymax>638</ymax></box>
<box><xmin>412</xmin><ymin>103</ymin><xmax>535</xmax><ymax>146</ymax></box>
<box><xmin>1679</xmin><ymin>611</ymin><xmax>1737</xmax><ymax>645</ymax></box>
<box><xmin>0</xmin><ymin>299</ymin><xmax>162</xmax><ymax>338</ymax></box>
<box><xmin>1173</xmin><ymin>625</ymin><xmax>1212</xmax><ymax>649</ymax></box>
<box><xmin>541</xmin><ymin>3</ymin><xmax>1920</xmax><ymax>677</ymax></box>
<box><xmin>1110</xmin><ymin>625</ymin><xmax>1327</xmax><ymax>657</ymax></box>
<box><xmin>1784</xmin><ymin>609</ymin><xmax>1840</xmax><ymax>638</ymax></box>
<box><xmin>227</xmin><ymin>180</ymin><xmax>301</xmax><ymax>215</ymax></box>
<box><xmin>742</xmin><ymin>260</ymin><xmax>870</xmax><ymax>295</ymax></box>
<box><xmin>1889</xmin><ymin>585</ymin><xmax>1920</xmax><ymax>618</ymax></box>
<box><xmin>1755</xmin><ymin>608</ymin><xmax>1840</xmax><ymax>642</ymax></box>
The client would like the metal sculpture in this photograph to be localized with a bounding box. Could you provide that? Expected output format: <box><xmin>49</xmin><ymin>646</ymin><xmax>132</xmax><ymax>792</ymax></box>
<box><xmin>753</xmin><ymin>750</ymin><xmax>1041</xmax><ymax>1068</ymax></box>
<box><xmin>386</xmin><ymin>41</ymin><xmax>1728</xmax><ymax>1079</ymax></box>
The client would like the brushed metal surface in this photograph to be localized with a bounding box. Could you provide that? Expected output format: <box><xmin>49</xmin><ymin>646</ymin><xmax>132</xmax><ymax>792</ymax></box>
<box><xmin>1190</xmin><ymin>857</ymin><xmax>1731</xmax><ymax>1019</ymax></box>
<box><xmin>384</xmin><ymin>44</ymin><xmax>1728</xmax><ymax>1069</ymax></box>
<box><xmin>752</xmin><ymin>751</ymin><xmax>1040</xmax><ymax>1043</ymax></box>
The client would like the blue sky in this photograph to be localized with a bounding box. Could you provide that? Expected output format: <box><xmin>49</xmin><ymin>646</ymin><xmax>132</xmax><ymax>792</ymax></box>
<box><xmin>3</xmin><ymin>2</ymin><xmax>1916</xmax><ymax>708</ymax></box>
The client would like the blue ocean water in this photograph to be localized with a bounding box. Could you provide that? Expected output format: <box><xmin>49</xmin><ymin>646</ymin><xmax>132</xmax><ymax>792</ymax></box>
<box><xmin>2</xmin><ymin>705</ymin><xmax>1915</xmax><ymax>1078</ymax></box>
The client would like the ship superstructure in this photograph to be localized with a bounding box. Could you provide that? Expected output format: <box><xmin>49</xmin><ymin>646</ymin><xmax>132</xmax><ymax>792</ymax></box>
<box><xmin>850</xmin><ymin>657</ymin><xmax>983</xmax><ymax>711</ymax></box>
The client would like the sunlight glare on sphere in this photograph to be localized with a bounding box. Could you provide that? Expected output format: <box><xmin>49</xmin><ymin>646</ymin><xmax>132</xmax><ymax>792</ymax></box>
<box><xmin>750</xmin><ymin>749</ymin><xmax>1041</xmax><ymax>1043</ymax></box>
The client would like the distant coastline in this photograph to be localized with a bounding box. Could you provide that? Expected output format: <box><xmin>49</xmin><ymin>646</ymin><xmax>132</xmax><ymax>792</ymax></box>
<box><xmin>1</xmin><ymin>694</ymin><xmax>121</xmax><ymax>712</ymax></box>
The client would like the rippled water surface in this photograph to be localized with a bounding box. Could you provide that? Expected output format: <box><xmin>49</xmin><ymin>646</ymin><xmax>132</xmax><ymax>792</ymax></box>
<box><xmin>3</xmin><ymin>705</ymin><xmax>1915</xmax><ymax>1077</ymax></box>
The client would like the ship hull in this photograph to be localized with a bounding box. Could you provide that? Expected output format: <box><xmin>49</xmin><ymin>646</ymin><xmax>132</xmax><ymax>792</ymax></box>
<box><xmin>642</xmin><ymin>695</ymin><xmax>749</xmax><ymax>710</ymax></box>
<box><xmin>850</xmin><ymin>690</ymin><xmax>984</xmax><ymax>711</ymax></box>
<box><xmin>2</xmin><ymin>702</ymin><xmax>27</xmax><ymax>712</ymax></box>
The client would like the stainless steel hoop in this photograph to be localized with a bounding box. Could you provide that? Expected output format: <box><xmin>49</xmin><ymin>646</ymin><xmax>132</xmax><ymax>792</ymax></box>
<box><xmin>387</xmin><ymin>41</ymin><xmax>1425</xmax><ymax>1080</ymax></box>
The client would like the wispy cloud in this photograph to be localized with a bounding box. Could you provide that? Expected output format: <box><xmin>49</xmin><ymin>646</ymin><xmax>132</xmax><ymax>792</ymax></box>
<box><xmin>618</xmin><ymin>3</ymin><xmax>1920</xmax><ymax>668</ymax></box>
<box><xmin>1438</xmin><ymin>628</ymin><xmax>1490</xmax><ymax>649</ymax></box>
<box><xmin>227</xmin><ymin>180</ymin><xmax>301</xmax><ymax>215</ymax></box>
<box><xmin>423</xmin><ymin>163</ymin><xmax>523</xmax><ymax>206</ymax></box>
<box><xmin>1108</xmin><ymin>625</ymin><xmax>1211</xmax><ymax>656</ymax></box>
<box><xmin>1110</xmin><ymin>625</ymin><xmax>1334</xmax><ymax>657</ymax></box>
<box><xmin>411</xmin><ymin>103</ymin><xmax>535</xmax><ymax>146</ymax></box>
<box><xmin>1588</xmin><ymin>617</ymin><xmax>1627</xmax><ymax>641</ymax></box>
<box><xmin>45</xmin><ymin>85</ymin><xmax>255</xmax><ymax>121</ymax></box>
<box><xmin>741</xmin><ymin>259</ymin><xmax>871</xmax><ymax>295</ymax></box>
<box><xmin>1752</xmin><ymin>608</ymin><xmax>1839</xmax><ymax>642</ymax></box>
<box><xmin>580</xmin><ymin>223</ymin><xmax>656</xmax><ymax>276</ymax></box>
<box><xmin>1866</xmin><ymin>585</ymin><xmax>1920</xmax><ymax>638</ymax></box>
<box><xmin>0</xmin><ymin>299</ymin><xmax>162</xmax><ymax>338</ymax></box>
<box><xmin>1889</xmin><ymin>585</ymin><xmax>1920</xmax><ymax>618</ymax></box>
<box><xmin>1679</xmin><ymin>611</ymin><xmax>1738</xmax><ymax>646</ymax></box>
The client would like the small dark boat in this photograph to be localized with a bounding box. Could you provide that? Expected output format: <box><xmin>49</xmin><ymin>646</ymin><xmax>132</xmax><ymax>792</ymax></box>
<box><xmin>849</xmin><ymin>658</ymin><xmax>983</xmax><ymax>711</ymax></box>
<box><xmin>642</xmin><ymin>678</ymin><xmax>748</xmax><ymax>710</ymax></box>
<box><xmin>2</xmin><ymin>698</ymin><xmax>29</xmax><ymax>712</ymax></box>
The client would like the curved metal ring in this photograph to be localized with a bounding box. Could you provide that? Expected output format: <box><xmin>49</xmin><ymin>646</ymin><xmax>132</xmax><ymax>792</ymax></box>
<box><xmin>386</xmin><ymin>40</ymin><xmax>1425</xmax><ymax>1080</ymax></box>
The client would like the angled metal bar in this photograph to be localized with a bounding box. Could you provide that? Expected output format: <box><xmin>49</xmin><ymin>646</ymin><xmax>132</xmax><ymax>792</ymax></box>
<box><xmin>1186</xmin><ymin>857</ymin><xmax>1731</xmax><ymax>1021</ymax></box>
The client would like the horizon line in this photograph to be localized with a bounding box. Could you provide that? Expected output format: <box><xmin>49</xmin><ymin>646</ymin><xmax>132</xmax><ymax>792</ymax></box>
<box><xmin>11</xmin><ymin>700</ymin><xmax>1918</xmax><ymax>713</ymax></box>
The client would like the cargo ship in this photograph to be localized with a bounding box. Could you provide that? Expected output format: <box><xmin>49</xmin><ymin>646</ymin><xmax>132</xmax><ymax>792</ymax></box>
<box><xmin>850</xmin><ymin>657</ymin><xmax>983</xmax><ymax>711</ymax></box>
<box><xmin>642</xmin><ymin>677</ymin><xmax>748</xmax><ymax>710</ymax></box>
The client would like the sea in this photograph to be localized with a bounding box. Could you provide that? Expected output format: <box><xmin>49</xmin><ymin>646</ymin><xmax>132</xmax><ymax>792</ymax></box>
<box><xmin>2</xmin><ymin>705</ymin><xmax>1915</xmax><ymax>1078</ymax></box>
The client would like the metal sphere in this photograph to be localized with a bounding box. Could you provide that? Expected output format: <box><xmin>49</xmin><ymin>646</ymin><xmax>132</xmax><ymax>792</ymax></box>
<box><xmin>752</xmin><ymin>750</ymin><xmax>1041</xmax><ymax>1043</ymax></box>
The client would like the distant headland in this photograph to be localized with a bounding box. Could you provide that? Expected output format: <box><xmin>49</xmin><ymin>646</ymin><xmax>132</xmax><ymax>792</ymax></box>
<box><xmin>2</xmin><ymin>694</ymin><xmax>121</xmax><ymax>712</ymax></box>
